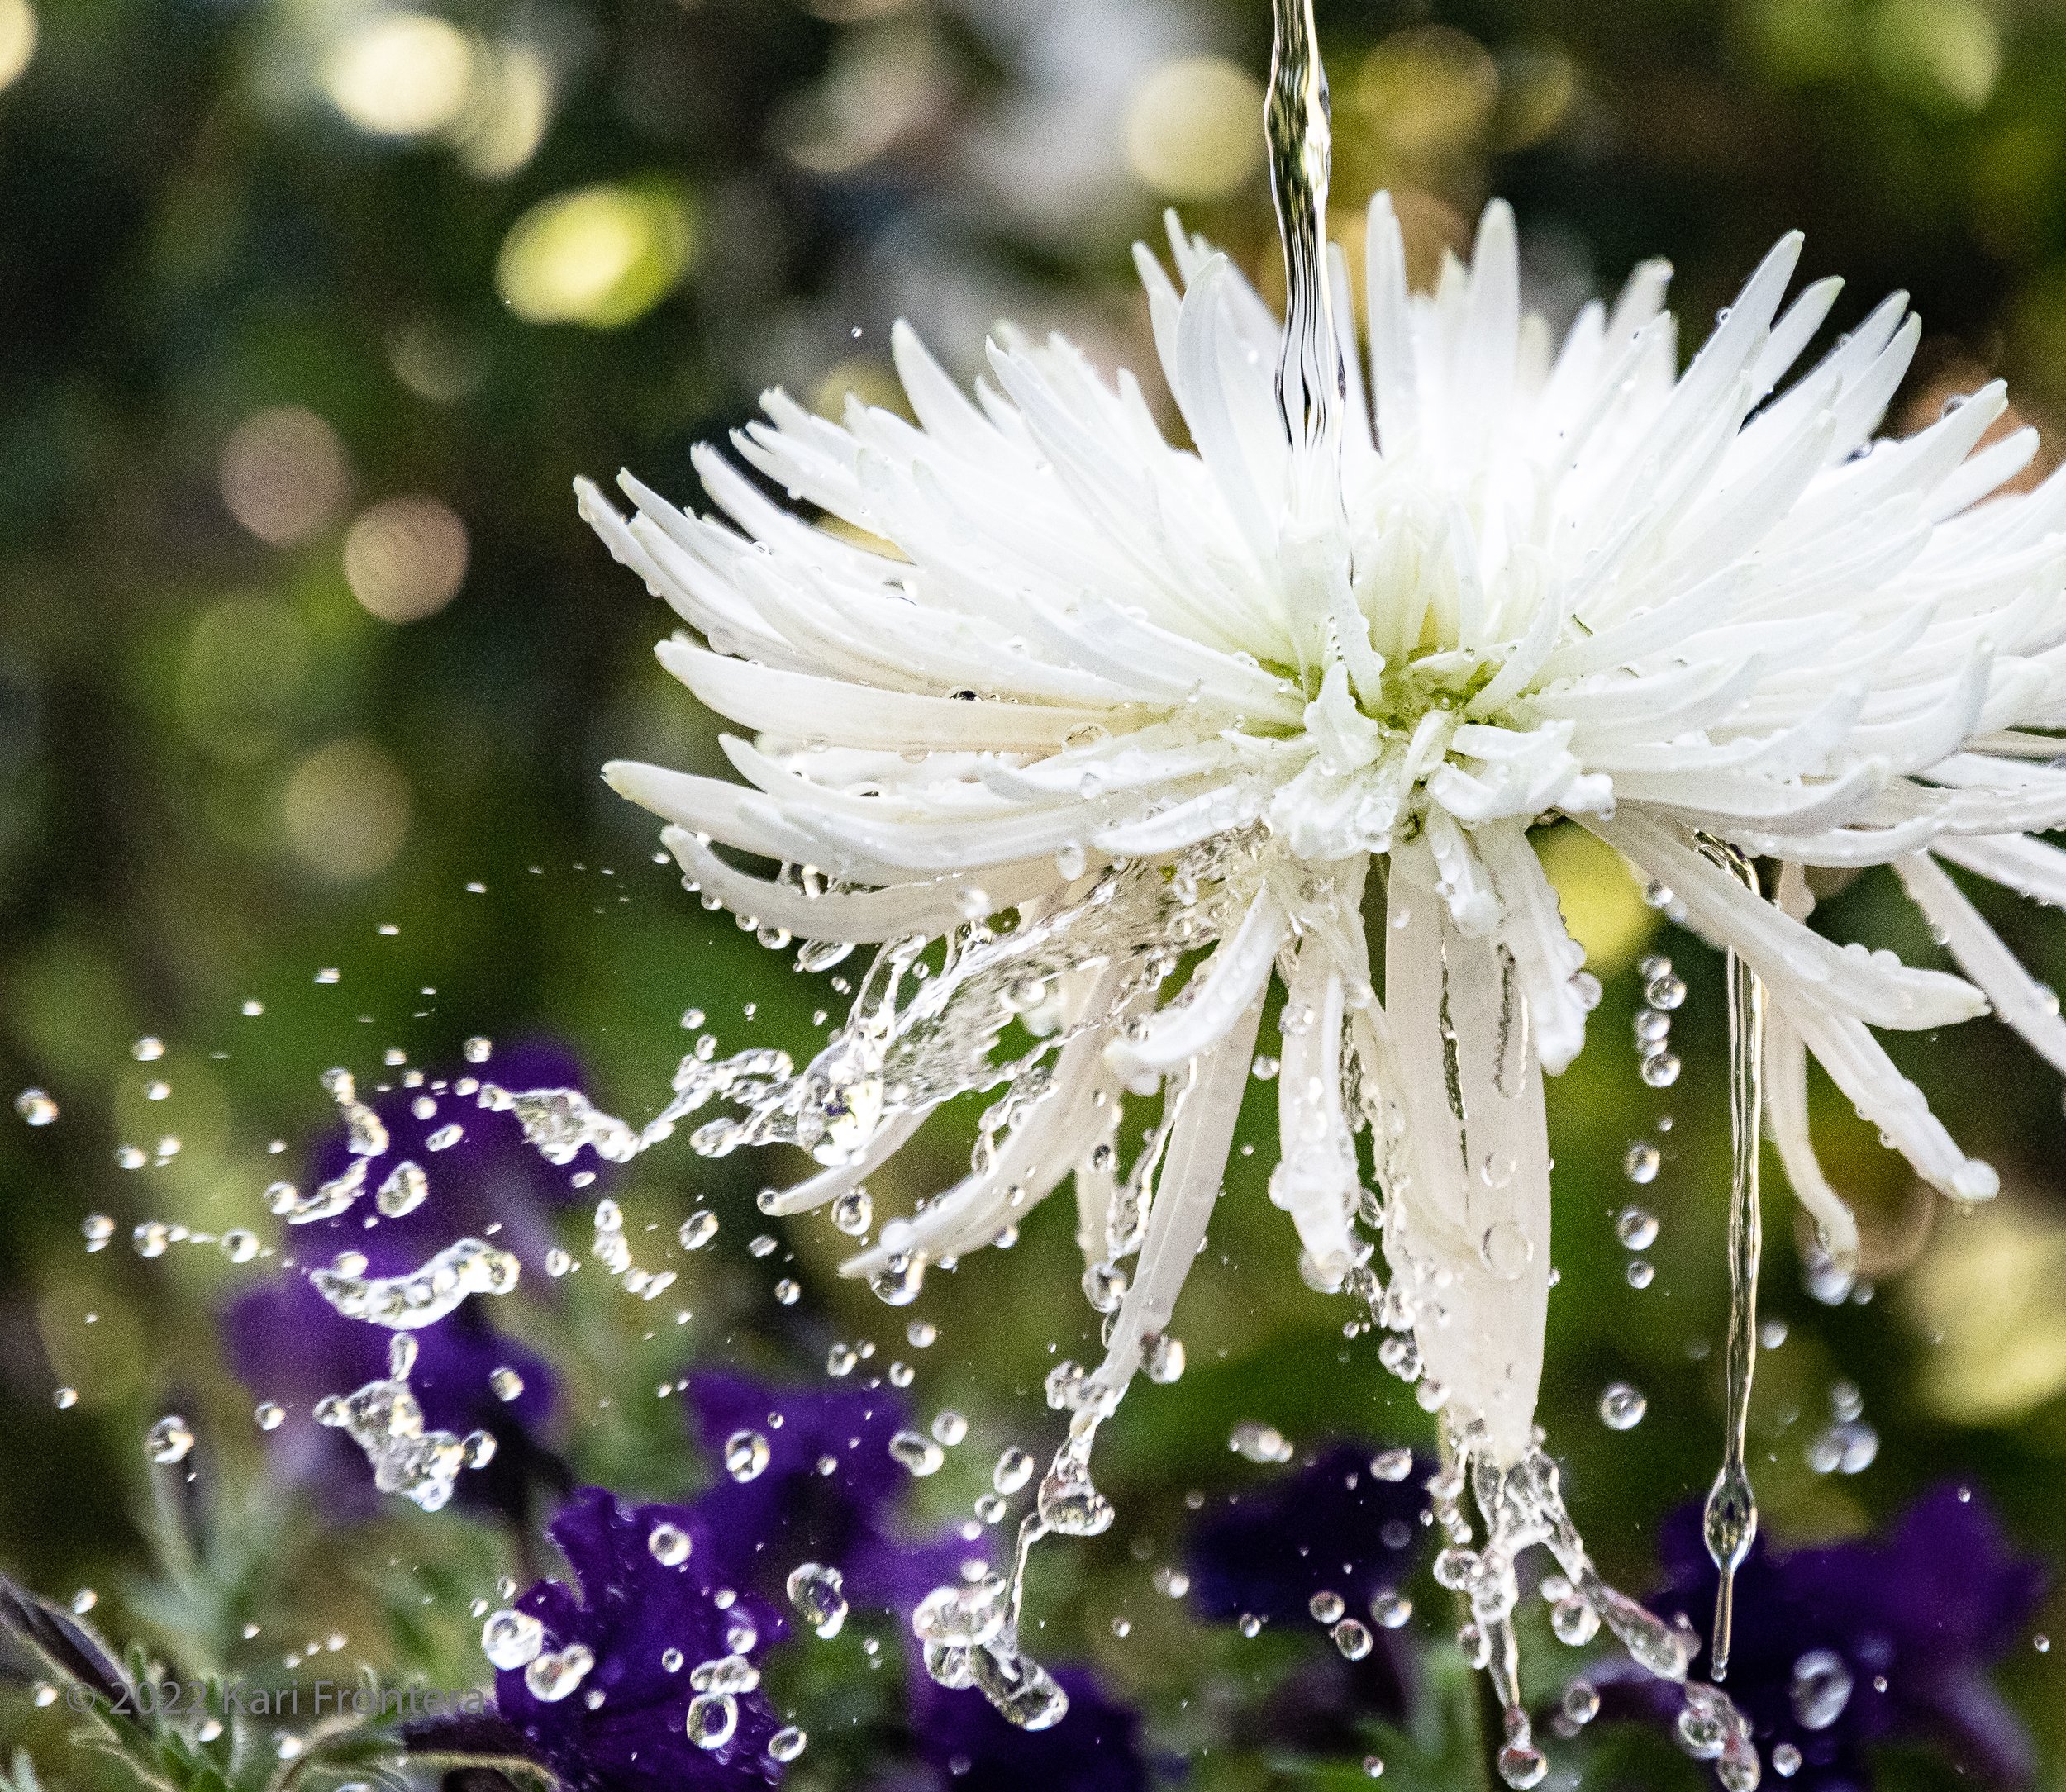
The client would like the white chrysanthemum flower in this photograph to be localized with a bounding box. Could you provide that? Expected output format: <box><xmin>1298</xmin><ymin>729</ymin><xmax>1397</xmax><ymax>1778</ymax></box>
<box><xmin>585</xmin><ymin>194</ymin><xmax>2066</xmax><ymax>1477</ymax></box>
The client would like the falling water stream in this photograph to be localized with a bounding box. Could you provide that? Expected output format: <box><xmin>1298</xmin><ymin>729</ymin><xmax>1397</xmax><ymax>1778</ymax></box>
<box><xmin>1704</xmin><ymin>845</ymin><xmax>1766</xmax><ymax>1680</ymax></box>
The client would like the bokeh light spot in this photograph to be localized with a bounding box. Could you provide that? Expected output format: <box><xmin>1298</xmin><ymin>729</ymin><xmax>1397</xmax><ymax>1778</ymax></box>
<box><xmin>455</xmin><ymin>40</ymin><xmax>554</xmax><ymax>179</ymax></box>
<box><xmin>1354</xmin><ymin>26</ymin><xmax>1499</xmax><ymax>161</ymax></box>
<box><xmin>323</xmin><ymin>12</ymin><xmax>477</xmax><ymax>139</ymax></box>
<box><xmin>1907</xmin><ymin>1200</ymin><xmax>2066</xmax><ymax>1423</ymax></box>
<box><xmin>1124</xmin><ymin>55</ymin><xmax>1267</xmax><ymax>202</ymax></box>
<box><xmin>281</xmin><ymin>738</ymin><xmax>411</xmax><ymax>882</ymax></box>
<box><xmin>1868</xmin><ymin>0</ymin><xmax>1999</xmax><ymax>111</ymax></box>
<box><xmin>1536</xmin><ymin>823</ymin><xmax>1657</xmax><ymax>979</ymax></box>
<box><xmin>343</xmin><ymin>495</ymin><xmax>469</xmax><ymax>622</ymax></box>
<box><xmin>495</xmin><ymin>181</ymin><xmax>696</xmax><ymax>328</ymax></box>
<box><xmin>219</xmin><ymin>406</ymin><xmax>351</xmax><ymax>546</ymax></box>
<box><xmin>0</xmin><ymin>0</ymin><xmax>38</xmax><ymax>93</ymax></box>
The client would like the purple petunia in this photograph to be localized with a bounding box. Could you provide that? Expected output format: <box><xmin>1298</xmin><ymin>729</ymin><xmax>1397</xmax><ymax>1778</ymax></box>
<box><xmin>1183</xmin><ymin>1440</ymin><xmax>1431</xmax><ymax>1627</ymax></box>
<box><xmin>1597</xmin><ymin>1483</ymin><xmax>2046</xmax><ymax>1788</ymax></box>
<box><xmin>680</xmin><ymin>1368</ymin><xmax>965</xmax><ymax>1613</ymax></box>
<box><xmin>492</xmin><ymin>1374</ymin><xmax>1155</xmax><ymax>1789</ymax></box>
<box><xmin>494</xmin><ymin>1486</ymin><xmax>786</xmax><ymax>1791</ymax></box>
<box><xmin>222</xmin><ymin>1041</ymin><xmax>600</xmax><ymax>1519</ymax></box>
<box><xmin>1183</xmin><ymin>1439</ymin><xmax>1432</xmax><ymax>1746</ymax></box>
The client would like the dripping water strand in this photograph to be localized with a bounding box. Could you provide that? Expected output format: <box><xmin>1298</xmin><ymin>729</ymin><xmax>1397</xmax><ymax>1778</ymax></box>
<box><xmin>1702</xmin><ymin>844</ymin><xmax>1764</xmax><ymax>1682</ymax></box>
<box><xmin>1265</xmin><ymin>0</ymin><xmax>1342</xmax><ymax>462</ymax></box>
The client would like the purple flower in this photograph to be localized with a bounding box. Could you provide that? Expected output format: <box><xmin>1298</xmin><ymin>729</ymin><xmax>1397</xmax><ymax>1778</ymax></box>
<box><xmin>495</xmin><ymin>1487</ymin><xmax>785</xmax><ymax>1791</ymax></box>
<box><xmin>1183</xmin><ymin>1441</ymin><xmax>1430</xmax><ymax>1741</ymax></box>
<box><xmin>911</xmin><ymin>1666</ymin><xmax>1150</xmax><ymax>1792</ymax></box>
<box><xmin>221</xmin><ymin>1042</ymin><xmax>596</xmax><ymax>1519</ymax></box>
<box><xmin>681</xmin><ymin>1369</ymin><xmax>964</xmax><ymax>1612</ymax></box>
<box><xmin>1599</xmin><ymin>1484</ymin><xmax>2046</xmax><ymax>1788</ymax></box>
<box><xmin>1185</xmin><ymin>1440</ymin><xmax>1430</xmax><ymax>1626</ymax></box>
<box><xmin>293</xmin><ymin>1039</ymin><xmax>603</xmax><ymax>1278</ymax></box>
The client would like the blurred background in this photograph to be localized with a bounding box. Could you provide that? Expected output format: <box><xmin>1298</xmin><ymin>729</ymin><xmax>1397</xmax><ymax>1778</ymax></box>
<box><xmin>4</xmin><ymin>0</ymin><xmax>2066</xmax><ymax>1785</ymax></box>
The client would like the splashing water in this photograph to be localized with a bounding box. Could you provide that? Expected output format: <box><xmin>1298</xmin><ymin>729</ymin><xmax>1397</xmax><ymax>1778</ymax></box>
<box><xmin>309</xmin><ymin>1235</ymin><xmax>521</xmax><ymax>1329</ymax></box>
<box><xmin>313</xmin><ymin>1333</ymin><xmax>482</xmax><ymax>1511</ymax></box>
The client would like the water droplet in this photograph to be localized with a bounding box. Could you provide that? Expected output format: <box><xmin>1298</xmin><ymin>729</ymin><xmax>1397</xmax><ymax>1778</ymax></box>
<box><xmin>133</xmin><ymin>1037</ymin><xmax>165</xmax><ymax>1062</ymax></box>
<box><xmin>1640</xmin><ymin>1052</ymin><xmax>1681</xmax><ymax>1088</ymax></box>
<box><xmin>931</xmin><ymin>1410</ymin><xmax>968</xmax><ymax>1447</ymax></box>
<box><xmin>1331</xmin><ymin>1618</ymin><xmax>1373</xmax><ymax>1660</ymax></box>
<box><xmin>678</xmin><ymin>1210</ymin><xmax>718</xmax><ymax>1250</ymax></box>
<box><xmin>488</xmin><ymin>1366</ymin><xmax>525</xmax><ymax>1403</ymax></box>
<box><xmin>1626</xmin><ymin>1257</ymin><xmax>1655</xmax><ymax>1289</ymax></box>
<box><xmin>482</xmin><ymin>1609</ymin><xmax>544</xmax><ymax>1670</ymax></box>
<box><xmin>1623</xmin><ymin>1142</ymin><xmax>1660</xmax><ymax>1185</ymax></box>
<box><xmin>826</xmin><ymin>1343</ymin><xmax>858</xmax><ymax>1376</ymax></box>
<box><xmin>376</xmin><ymin>1161</ymin><xmax>429</xmax><ymax>1218</ymax></box>
<box><xmin>1362</xmin><ymin>1757</ymin><xmax>1384</xmax><ymax>1779</ymax></box>
<box><xmin>1806</xmin><ymin>1419</ymin><xmax>1878</xmax><ymax>1476</ymax></box>
<box><xmin>1369</xmin><ymin>1447</ymin><xmax>1413</xmax><ymax>1482</ymax></box>
<box><xmin>891</xmin><ymin>1429</ymin><xmax>945</xmax><ymax>1476</ymax></box>
<box><xmin>1478</xmin><ymin>1220</ymin><xmax>1532</xmax><ymax>1280</ymax></box>
<box><xmin>524</xmin><ymin>1644</ymin><xmax>593</xmax><ymax>1703</ymax></box>
<box><xmin>1645</xmin><ymin>972</ymin><xmax>1687</xmax><ymax>1011</ymax></box>
<box><xmin>769</xmin><ymin>1725</ymin><xmax>807</xmax><ymax>1763</ymax></box>
<box><xmin>1308</xmin><ymin>1590</ymin><xmax>1345</xmax><ymax>1624</ymax></box>
<box><xmin>255</xmin><ymin>1402</ymin><xmax>285</xmax><ymax>1432</ymax></box>
<box><xmin>1790</xmin><ymin>1648</ymin><xmax>1854</xmax><ymax>1729</ymax></box>
<box><xmin>1250</xmin><ymin>1053</ymin><xmax>1281</xmax><ymax>1082</ymax></box>
<box><xmin>69</xmin><ymin>1589</ymin><xmax>96</xmax><ymax>1614</ymax></box>
<box><xmin>992</xmin><ymin>1447</ymin><xmax>1035</xmax><ymax>1495</ymax></box>
<box><xmin>1496</xmin><ymin>1744</ymin><xmax>1548</xmax><ymax>1789</ymax></box>
<box><xmin>1551</xmin><ymin>1595</ymin><xmax>1600</xmax><ymax>1645</ymax></box>
<box><xmin>1772</xmin><ymin>1742</ymin><xmax>1802</xmax><ymax>1777</ymax></box>
<box><xmin>82</xmin><ymin>1214</ymin><xmax>112</xmax><ymax>1251</ymax></box>
<box><xmin>1145</xmin><ymin>1332</ymin><xmax>1186</xmax><ymax>1383</ymax></box>
<box><xmin>1369</xmin><ymin>1590</ymin><xmax>1412</xmax><ymax>1628</ymax></box>
<box><xmin>1616</xmin><ymin>1205</ymin><xmax>1659</xmax><ymax>1249</ymax></box>
<box><xmin>220</xmin><ymin>1229</ymin><xmax>260</xmax><ymax>1263</ymax></box>
<box><xmin>786</xmin><ymin>1561</ymin><xmax>848</xmax><ymax>1638</ymax></box>
<box><xmin>1562</xmin><ymin>1680</ymin><xmax>1599</xmax><ymax>1726</ymax></box>
<box><xmin>1229</xmin><ymin>1421</ymin><xmax>1292</xmax><ymax>1464</ymax></box>
<box><xmin>147</xmin><ymin>1414</ymin><xmax>195</xmax><ymax>1464</ymax></box>
<box><xmin>648</xmin><ymin>1522</ymin><xmax>692</xmax><ymax>1566</ymax></box>
<box><xmin>464</xmin><ymin>1036</ymin><xmax>492</xmax><ymax>1064</ymax></box>
<box><xmin>1598</xmin><ymin>1382</ymin><xmax>1647</xmax><ymax>1430</ymax></box>
<box><xmin>831</xmin><ymin>1189</ymin><xmax>872</xmax><ymax>1236</ymax></box>
<box><xmin>53</xmin><ymin>1387</ymin><xmax>77</xmax><ymax>1409</ymax></box>
<box><xmin>1238</xmin><ymin>1614</ymin><xmax>1264</xmax><ymax>1638</ymax></box>
<box><xmin>724</xmin><ymin>1430</ymin><xmax>771</xmax><ymax>1482</ymax></box>
<box><xmin>15</xmin><ymin>1089</ymin><xmax>57</xmax><ymax>1126</ymax></box>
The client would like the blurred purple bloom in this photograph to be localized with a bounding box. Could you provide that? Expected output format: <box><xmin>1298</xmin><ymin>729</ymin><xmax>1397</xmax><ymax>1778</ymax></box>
<box><xmin>1598</xmin><ymin>1484</ymin><xmax>2045</xmax><ymax>1789</ymax></box>
<box><xmin>1185</xmin><ymin>1441</ymin><xmax>1430</xmax><ymax>1623</ymax></box>
<box><xmin>221</xmin><ymin>1041</ymin><xmax>596</xmax><ymax>1519</ymax></box>
<box><xmin>496</xmin><ymin>1486</ymin><xmax>784</xmax><ymax>1791</ymax></box>
<box><xmin>912</xmin><ymin>1665</ymin><xmax>1150</xmax><ymax>1792</ymax></box>
<box><xmin>296</xmin><ymin>1039</ymin><xmax>604</xmax><ymax>1277</ymax></box>
<box><xmin>682</xmin><ymin>1368</ymin><xmax>964</xmax><ymax>1611</ymax></box>
<box><xmin>1183</xmin><ymin>1441</ymin><xmax>1430</xmax><ymax>1739</ymax></box>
